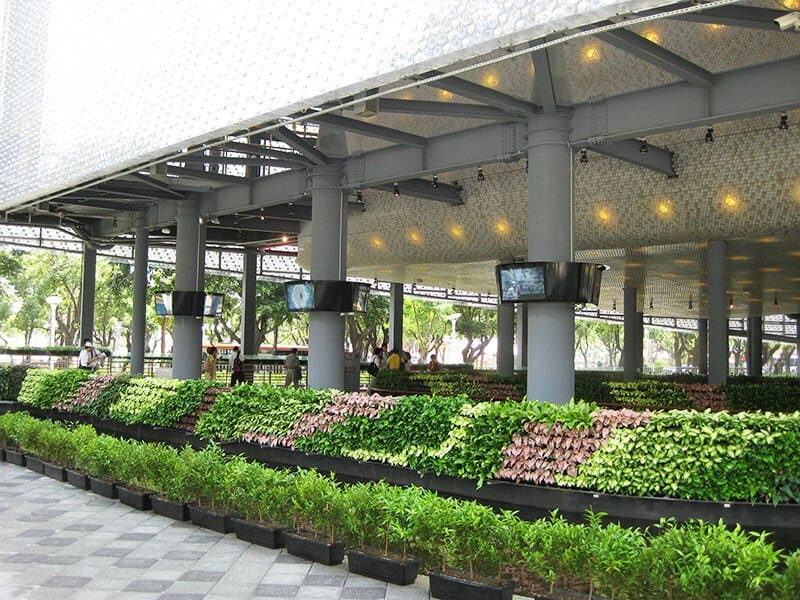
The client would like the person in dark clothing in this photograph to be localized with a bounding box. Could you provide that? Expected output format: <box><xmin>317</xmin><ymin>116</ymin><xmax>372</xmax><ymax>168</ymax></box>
<box><xmin>230</xmin><ymin>346</ymin><xmax>245</xmax><ymax>386</ymax></box>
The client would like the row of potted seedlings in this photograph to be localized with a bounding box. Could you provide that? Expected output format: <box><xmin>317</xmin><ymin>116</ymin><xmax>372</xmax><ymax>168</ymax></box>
<box><xmin>0</xmin><ymin>414</ymin><xmax>513</xmax><ymax>600</ymax></box>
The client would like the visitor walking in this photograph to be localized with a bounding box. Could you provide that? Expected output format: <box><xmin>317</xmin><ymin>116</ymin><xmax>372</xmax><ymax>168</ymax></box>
<box><xmin>229</xmin><ymin>346</ymin><xmax>245</xmax><ymax>386</ymax></box>
<box><xmin>284</xmin><ymin>348</ymin><xmax>301</xmax><ymax>387</ymax></box>
<box><xmin>203</xmin><ymin>346</ymin><xmax>217</xmax><ymax>380</ymax></box>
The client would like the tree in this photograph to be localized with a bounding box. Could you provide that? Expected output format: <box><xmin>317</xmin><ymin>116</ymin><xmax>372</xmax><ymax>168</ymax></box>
<box><xmin>671</xmin><ymin>332</ymin><xmax>696</xmax><ymax>369</ymax></box>
<box><xmin>94</xmin><ymin>260</ymin><xmax>133</xmax><ymax>348</ymax></box>
<box><xmin>254</xmin><ymin>280</ymin><xmax>300</xmax><ymax>350</ymax></box>
<box><xmin>204</xmin><ymin>273</ymin><xmax>242</xmax><ymax>344</ymax></box>
<box><xmin>345</xmin><ymin>294</ymin><xmax>389</xmax><ymax>359</ymax></box>
<box><xmin>594</xmin><ymin>321</ymin><xmax>623</xmax><ymax>368</ymax></box>
<box><xmin>729</xmin><ymin>337</ymin><xmax>746</xmax><ymax>374</ymax></box>
<box><xmin>574</xmin><ymin>319</ymin><xmax>596</xmax><ymax>368</ymax></box>
<box><xmin>455</xmin><ymin>305</ymin><xmax>496</xmax><ymax>364</ymax></box>
<box><xmin>403</xmin><ymin>298</ymin><xmax>451</xmax><ymax>364</ymax></box>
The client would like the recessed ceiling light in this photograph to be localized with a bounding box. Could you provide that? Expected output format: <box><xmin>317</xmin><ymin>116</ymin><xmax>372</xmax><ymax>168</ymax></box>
<box><xmin>729</xmin><ymin>255</ymin><xmax>750</xmax><ymax>261</ymax></box>
<box><xmin>722</xmin><ymin>194</ymin><xmax>740</xmax><ymax>210</ymax></box>
<box><xmin>483</xmin><ymin>73</ymin><xmax>500</xmax><ymax>88</ymax></box>
<box><xmin>656</xmin><ymin>200</ymin><xmax>673</xmax><ymax>217</ymax></box>
<box><xmin>582</xmin><ymin>45</ymin><xmax>601</xmax><ymax>61</ymax></box>
<box><xmin>706</xmin><ymin>23</ymin><xmax>726</xmax><ymax>31</ymax></box>
<box><xmin>437</xmin><ymin>89</ymin><xmax>454</xmax><ymax>101</ymax></box>
<box><xmin>371</xmin><ymin>236</ymin><xmax>384</xmax><ymax>249</ymax></box>
<box><xmin>494</xmin><ymin>219</ymin><xmax>510</xmax><ymax>235</ymax></box>
<box><xmin>779</xmin><ymin>1</ymin><xmax>800</xmax><ymax>10</ymax></box>
<box><xmin>596</xmin><ymin>207</ymin><xmax>612</xmax><ymax>223</ymax></box>
<box><xmin>407</xmin><ymin>229</ymin><xmax>422</xmax><ymax>244</ymax></box>
<box><xmin>643</xmin><ymin>31</ymin><xmax>660</xmax><ymax>44</ymax></box>
<box><xmin>760</xmin><ymin>267</ymin><xmax>781</xmax><ymax>273</ymax></box>
<box><xmin>673</xmin><ymin>259</ymin><xmax>692</xmax><ymax>265</ymax></box>
<box><xmin>756</xmin><ymin>236</ymin><xmax>779</xmax><ymax>243</ymax></box>
<box><xmin>449</xmin><ymin>224</ymin><xmax>464</xmax><ymax>239</ymax></box>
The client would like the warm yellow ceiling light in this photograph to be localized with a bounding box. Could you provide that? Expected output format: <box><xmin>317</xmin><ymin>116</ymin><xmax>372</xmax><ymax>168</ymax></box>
<box><xmin>706</xmin><ymin>23</ymin><xmax>726</xmax><ymax>31</ymax></box>
<box><xmin>738</xmin><ymin>279</ymin><xmax>754</xmax><ymax>285</ymax></box>
<box><xmin>761</xmin><ymin>267</ymin><xmax>781</xmax><ymax>273</ymax></box>
<box><xmin>779</xmin><ymin>1</ymin><xmax>800</xmax><ymax>9</ymax></box>
<box><xmin>729</xmin><ymin>255</ymin><xmax>750</xmax><ymax>261</ymax></box>
<box><xmin>449</xmin><ymin>224</ymin><xmax>465</xmax><ymax>240</ymax></box>
<box><xmin>483</xmin><ymin>73</ymin><xmax>500</xmax><ymax>88</ymax></box>
<box><xmin>673</xmin><ymin>258</ymin><xmax>692</xmax><ymax>265</ymax></box>
<box><xmin>399</xmin><ymin>91</ymin><xmax>414</xmax><ymax>100</ymax></box>
<box><xmin>583</xmin><ymin>45</ymin><xmax>601</xmax><ymax>62</ymax></box>
<box><xmin>643</xmin><ymin>31</ymin><xmax>660</xmax><ymax>44</ymax></box>
<box><xmin>596</xmin><ymin>206</ymin><xmax>613</xmax><ymax>223</ymax></box>
<box><xmin>495</xmin><ymin>219</ymin><xmax>510</xmax><ymax>236</ymax></box>
<box><xmin>437</xmin><ymin>89</ymin><xmax>454</xmax><ymax>101</ymax></box>
<box><xmin>407</xmin><ymin>229</ymin><xmax>423</xmax><ymax>244</ymax></box>
<box><xmin>756</xmin><ymin>236</ymin><xmax>780</xmax><ymax>243</ymax></box>
<box><xmin>371</xmin><ymin>236</ymin><xmax>384</xmax><ymax>249</ymax></box>
<box><xmin>789</xmin><ymin>250</ymin><xmax>800</xmax><ymax>257</ymax></box>
<box><xmin>722</xmin><ymin>193</ymin><xmax>740</xmax><ymax>211</ymax></box>
<box><xmin>794</xmin><ymin>181</ymin><xmax>800</xmax><ymax>202</ymax></box>
<box><xmin>656</xmin><ymin>199</ymin><xmax>673</xmax><ymax>217</ymax></box>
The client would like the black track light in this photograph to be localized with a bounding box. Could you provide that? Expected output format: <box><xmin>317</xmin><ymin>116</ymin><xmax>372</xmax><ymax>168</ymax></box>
<box><xmin>729</xmin><ymin>297</ymin><xmax>734</xmax><ymax>310</ymax></box>
<box><xmin>393</xmin><ymin>182</ymin><xmax>400</xmax><ymax>197</ymax></box>
<box><xmin>639</xmin><ymin>139</ymin><xmax>649</xmax><ymax>153</ymax></box>
<box><xmin>773</xmin><ymin>294</ymin><xmax>780</xmax><ymax>308</ymax></box>
<box><xmin>288</xmin><ymin>203</ymin><xmax>294</xmax><ymax>216</ymax></box>
<box><xmin>356</xmin><ymin>190</ymin><xmax>363</xmax><ymax>202</ymax></box>
<box><xmin>704</xmin><ymin>127</ymin><xmax>714</xmax><ymax>143</ymax></box>
<box><xmin>431</xmin><ymin>175</ymin><xmax>438</xmax><ymax>188</ymax></box>
<box><xmin>688</xmin><ymin>296</ymin><xmax>693</xmax><ymax>310</ymax></box>
<box><xmin>525</xmin><ymin>159</ymin><xmax>529</xmax><ymax>173</ymax></box>
<box><xmin>612</xmin><ymin>299</ymin><xmax>617</xmax><ymax>311</ymax></box>
<box><xmin>579</xmin><ymin>148</ymin><xmax>589</xmax><ymax>163</ymax></box>
<box><xmin>477</xmin><ymin>167</ymin><xmax>485</xmax><ymax>181</ymax></box>
<box><xmin>112</xmin><ymin>217</ymin><xmax>118</xmax><ymax>229</ymax></box>
<box><xmin>779</xmin><ymin>114</ymin><xmax>789</xmax><ymax>131</ymax></box>
<box><xmin>649</xmin><ymin>297</ymin><xmax>654</xmax><ymax>310</ymax></box>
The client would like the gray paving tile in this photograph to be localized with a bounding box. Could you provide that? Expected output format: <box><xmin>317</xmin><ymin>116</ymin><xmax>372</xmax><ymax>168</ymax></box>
<box><xmin>17</xmin><ymin>528</ymin><xmax>56</xmax><ymax>537</ymax></box>
<box><xmin>275</xmin><ymin>553</ymin><xmax>307</xmax><ymax>564</ymax></box>
<box><xmin>91</xmin><ymin>546</ymin><xmax>132</xmax><ymax>557</ymax></box>
<box><xmin>118</xmin><ymin>531</ymin><xmax>157</xmax><ymax>541</ymax></box>
<box><xmin>114</xmin><ymin>557</ymin><xmax>158</xmax><ymax>569</ymax></box>
<box><xmin>340</xmin><ymin>587</ymin><xmax>387</xmax><ymax>599</ymax></box>
<box><xmin>253</xmin><ymin>583</ymin><xmax>300</xmax><ymax>597</ymax></box>
<box><xmin>183</xmin><ymin>532</ymin><xmax>223</xmax><ymax>543</ymax></box>
<box><xmin>162</xmin><ymin>550</ymin><xmax>205</xmax><ymax>561</ymax></box>
<box><xmin>304</xmin><ymin>574</ymin><xmax>346</xmax><ymax>586</ymax></box>
<box><xmin>158</xmin><ymin>594</ymin><xmax>207</xmax><ymax>600</ymax></box>
<box><xmin>124</xmin><ymin>579</ymin><xmax>175</xmax><ymax>593</ymax></box>
<box><xmin>36</xmin><ymin>536</ymin><xmax>78</xmax><ymax>546</ymax></box>
<box><xmin>64</xmin><ymin>522</ymin><xmax>103</xmax><ymax>532</ymax></box>
<box><xmin>41</xmin><ymin>575</ymin><xmax>91</xmax><ymax>588</ymax></box>
<box><xmin>178</xmin><ymin>570</ymin><xmax>226</xmax><ymax>582</ymax></box>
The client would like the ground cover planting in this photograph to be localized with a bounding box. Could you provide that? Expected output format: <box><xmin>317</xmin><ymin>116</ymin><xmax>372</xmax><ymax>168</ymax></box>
<box><xmin>1</xmin><ymin>412</ymin><xmax>798</xmax><ymax>599</ymax></box>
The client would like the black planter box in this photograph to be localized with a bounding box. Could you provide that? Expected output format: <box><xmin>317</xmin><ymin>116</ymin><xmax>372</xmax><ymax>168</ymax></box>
<box><xmin>347</xmin><ymin>549</ymin><xmax>420</xmax><ymax>585</ymax></box>
<box><xmin>118</xmin><ymin>486</ymin><xmax>152</xmax><ymax>511</ymax></box>
<box><xmin>42</xmin><ymin>461</ymin><xmax>67</xmax><ymax>481</ymax></box>
<box><xmin>231</xmin><ymin>517</ymin><xmax>285</xmax><ymax>549</ymax></box>
<box><xmin>429</xmin><ymin>572</ymin><xmax>515</xmax><ymax>600</ymax></box>
<box><xmin>0</xmin><ymin>448</ymin><xmax>5</xmax><ymax>461</ymax></box>
<box><xmin>188</xmin><ymin>505</ymin><xmax>233</xmax><ymax>533</ymax></box>
<box><xmin>66</xmin><ymin>468</ymin><xmax>90</xmax><ymax>490</ymax></box>
<box><xmin>25</xmin><ymin>455</ymin><xmax>44</xmax><ymax>474</ymax></box>
<box><xmin>284</xmin><ymin>531</ymin><xmax>346</xmax><ymax>566</ymax></box>
<box><xmin>89</xmin><ymin>476</ymin><xmax>118</xmax><ymax>499</ymax></box>
<box><xmin>152</xmin><ymin>496</ymin><xmax>190</xmax><ymax>521</ymax></box>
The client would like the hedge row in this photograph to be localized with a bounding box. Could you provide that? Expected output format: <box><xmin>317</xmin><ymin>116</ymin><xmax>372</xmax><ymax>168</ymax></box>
<box><xmin>2</xmin><ymin>412</ymin><xmax>798</xmax><ymax>599</ymax></box>
<box><xmin>10</xmin><ymin>369</ymin><xmax>800</xmax><ymax>503</ymax></box>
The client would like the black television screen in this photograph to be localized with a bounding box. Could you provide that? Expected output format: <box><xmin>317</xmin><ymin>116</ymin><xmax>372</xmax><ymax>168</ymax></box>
<box><xmin>154</xmin><ymin>290</ymin><xmax>222</xmax><ymax>317</ymax></box>
<box><xmin>204</xmin><ymin>293</ymin><xmax>224</xmax><ymax>317</ymax></box>
<box><xmin>285</xmin><ymin>282</ymin><xmax>315</xmax><ymax>312</ymax></box>
<box><xmin>154</xmin><ymin>291</ymin><xmax>172</xmax><ymax>316</ymax></box>
<box><xmin>499</xmin><ymin>264</ymin><xmax>546</xmax><ymax>301</ymax></box>
<box><xmin>351</xmin><ymin>283</ymin><xmax>370</xmax><ymax>313</ymax></box>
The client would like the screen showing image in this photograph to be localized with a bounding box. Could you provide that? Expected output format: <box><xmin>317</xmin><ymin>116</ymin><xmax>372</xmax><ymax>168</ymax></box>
<box><xmin>154</xmin><ymin>291</ymin><xmax>172</xmax><ymax>316</ymax></box>
<box><xmin>204</xmin><ymin>293</ymin><xmax>224</xmax><ymax>317</ymax></box>
<box><xmin>285</xmin><ymin>282</ymin><xmax>315</xmax><ymax>311</ymax></box>
<box><xmin>500</xmin><ymin>265</ymin><xmax>545</xmax><ymax>301</ymax></box>
<box><xmin>351</xmin><ymin>284</ymin><xmax>370</xmax><ymax>313</ymax></box>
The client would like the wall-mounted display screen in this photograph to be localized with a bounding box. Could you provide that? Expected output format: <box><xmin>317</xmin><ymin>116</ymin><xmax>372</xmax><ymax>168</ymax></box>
<box><xmin>351</xmin><ymin>283</ymin><xmax>370</xmax><ymax>313</ymax></box>
<box><xmin>154</xmin><ymin>292</ymin><xmax>172</xmax><ymax>316</ymax></box>
<box><xmin>204</xmin><ymin>293</ymin><xmax>225</xmax><ymax>317</ymax></box>
<box><xmin>154</xmin><ymin>291</ymin><xmax>224</xmax><ymax>317</ymax></box>
<box><xmin>285</xmin><ymin>282</ymin><xmax>315</xmax><ymax>312</ymax></box>
<box><xmin>284</xmin><ymin>281</ymin><xmax>371</xmax><ymax>313</ymax></box>
<box><xmin>496</xmin><ymin>262</ymin><xmax>605</xmax><ymax>305</ymax></box>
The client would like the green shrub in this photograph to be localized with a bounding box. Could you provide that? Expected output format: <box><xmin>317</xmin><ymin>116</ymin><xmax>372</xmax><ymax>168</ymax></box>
<box><xmin>725</xmin><ymin>380</ymin><xmax>800</xmax><ymax>412</ymax></box>
<box><xmin>604</xmin><ymin>380</ymin><xmax>693</xmax><ymax>408</ymax></box>
<box><xmin>108</xmin><ymin>378</ymin><xmax>209</xmax><ymax>426</ymax></box>
<box><xmin>0</xmin><ymin>365</ymin><xmax>30</xmax><ymax>401</ymax></box>
<box><xmin>84</xmin><ymin>374</ymin><xmax>132</xmax><ymax>418</ymax></box>
<box><xmin>16</xmin><ymin>368</ymin><xmax>91</xmax><ymax>409</ymax></box>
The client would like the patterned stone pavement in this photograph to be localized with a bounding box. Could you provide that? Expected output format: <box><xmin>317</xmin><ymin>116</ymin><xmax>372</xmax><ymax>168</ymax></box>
<box><xmin>0</xmin><ymin>461</ymin><xmax>435</xmax><ymax>600</ymax></box>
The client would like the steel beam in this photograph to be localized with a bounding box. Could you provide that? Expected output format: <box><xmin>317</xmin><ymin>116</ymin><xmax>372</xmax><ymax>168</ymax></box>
<box><xmin>273</xmin><ymin>126</ymin><xmax>329</xmax><ymax>166</ymax></box>
<box><xmin>588</xmin><ymin>139</ymin><xmax>676</xmax><ymax>176</ymax></box>
<box><xmin>188</xmin><ymin>156</ymin><xmax>300</xmax><ymax>169</ymax></box>
<box><xmin>668</xmin><ymin>4</ymin><xmax>797</xmax><ymax>32</ymax></box>
<box><xmin>314</xmin><ymin>113</ymin><xmax>426</xmax><ymax>147</ymax></box>
<box><xmin>220</xmin><ymin>141</ymin><xmax>313</xmax><ymax>166</ymax></box>
<box><xmin>126</xmin><ymin>173</ymin><xmax>185</xmax><ymax>199</ymax></box>
<box><xmin>373</xmin><ymin>178</ymin><xmax>462</xmax><ymax>205</ymax></box>
<box><xmin>421</xmin><ymin>70</ymin><xmax>539</xmax><ymax>115</ymax></box>
<box><xmin>377</xmin><ymin>98</ymin><xmax>517</xmax><ymax>120</ymax></box>
<box><xmin>167</xmin><ymin>165</ymin><xmax>247</xmax><ymax>184</ymax></box>
<box><xmin>595</xmin><ymin>28</ymin><xmax>713</xmax><ymax>87</ymax></box>
<box><xmin>530</xmin><ymin>50</ymin><xmax>558</xmax><ymax>114</ymax></box>
<box><xmin>244</xmin><ymin>204</ymin><xmax>312</xmax><ymax>221</ymax></box>
<box><xmin>215</xmin><ymin>214</ymin><xmax>300</xmax><ymax>234</ymax></box>
<box><xmin>56</xmin><ymin>198</ymin><xmax>149</xmax><ymax>211</ymax></box>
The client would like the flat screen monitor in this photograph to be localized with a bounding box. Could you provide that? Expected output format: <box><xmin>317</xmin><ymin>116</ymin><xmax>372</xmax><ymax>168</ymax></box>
<box><xmin>204</xmin><ymin>293</ymin><xmax>224</xmax><ymax>317</ymax></box>
<box><xmin>498</xmin><ymin>264</ymin><xmax>546</xmax><ymax>301</ymax></box>
<box><xmin>285</xmin><ymin>282</ymin><xmax>315</xmax><ymax>312</ymax></box>
<box><xmin>351</xmin><ymin>283</ymin><xmax>370</xmax><ymax>313</ymax></box>
<box><xmin>154</xmin><ymin>291</ymin><xmax>172</xmax><ymax>316</ymax></box>
<box><xmin>154</xmin><ymin>291</ymin><xmax>222</xmax><ymax>317</ymax></box>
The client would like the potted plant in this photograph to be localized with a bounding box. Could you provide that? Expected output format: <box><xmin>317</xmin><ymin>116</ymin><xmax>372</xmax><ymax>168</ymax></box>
<box><xmin>284</xmin><ymin>470</ymin><xmax>347</xmax><ymax>565</ymax></box>
<box><xmin>150</xmin><ymin>448</ymin><xmax>192</xmax><ymax>522</ymax></box>
<box><xmin>342</xmin><ymin>482</ymin><xmax>420</xmax><ymax>585</ymax></box>
<box><xmin>229</xmin><ymin>459</ymin><xmax>293</xmax><ymax>549</ymax></box>
<box><xmin>180</xmin><ymin>446</ymin><xmax>235</xmax><ymax>533</ymax></box>
<box><xmin>0</xmin><ymin>412</ymin><xmax>26</xmax><ymax>466</ymax></box>
<box><xmin>75</xmin><ymin>434</ymin><xmax>125</xmax><ymax>499</ymax></box>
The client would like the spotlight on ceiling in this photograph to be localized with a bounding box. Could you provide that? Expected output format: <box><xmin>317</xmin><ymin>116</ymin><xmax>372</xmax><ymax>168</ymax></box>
<box><xmin>112</xmin><ymin>217</ymin><xmax>118</xmax><ymax>229</ymax></box>
<box><xmin>477</xmin><ymin>167</ymin><xmax>485</xmax><ymax>182</ymax></box>
<box><xmin>393</xmin><ymin>182</ymin><xmax>400</xmax><ymax>197</ymax></box>
<box><xmin>688</xmin><ymin>296</ymin><xmax>693</xmax><ymax>310</ymax></box>
<box><xmin>259</xmin><ymin>208</ymin><xmax>265</xmax><ymax>221</ymax></box>
<box><xmin>612</xmin><ymin>299</ymin><xmax>617</xmax><ymax>311</ymax></box>
<box><xmin>649</xmin><ymin>297</ymin><xmax>654</xmax><ymax>310</ymax></box>
<box><xmin>773</xmin><ymin>294</ymin><xmax>780</xmax><ymax>308</ymax></box>
<box><xmin>729</xmin><ymin>296</ymin><xmax>734</xmax><ymax>310</ymax></box>
<box><xmin>779</xmin><ymin>114</ymin><xmax>789</xmax><ymax>131</ymax></box>
<box><xmin>356</xmin><ymin>190</ymin><xmax>363</xmax><ymax>202</ymax></box>
<box><xmin>282</xmin><ymin>234</ymin><xmax>289</xmax><ymax>243</ymax></box>
<box><xmin>288</xmin><ymin>203</ymin><xmax>295</xmax><ymax>216</ymax></box>
<box><xmin>161</xmin><ymin>226</ymin><xmax>172</xmax><ymax>235</ymax></box>
<box><xmin>639</xmin><ymin>139</ymin><xmax>649</xmax><ymax>153</ymax></box>
<box><xmin>704</xmin><ymin>127</ymin><xmax>714</xmax><ymax>143</ymax></box>
<box><xmin>431</xmin><ymin>175</ymin><xmax>438</xmax><ymax>188</ymax></box>
<box><xmin>579</xmin><ymin>148</ymin><xmax>589</xmax><ymax>163</ymax></box>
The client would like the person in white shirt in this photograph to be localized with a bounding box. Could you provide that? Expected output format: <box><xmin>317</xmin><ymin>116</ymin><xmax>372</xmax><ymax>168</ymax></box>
<box><xmin>78</xmin><ymin>338</ymin><xmax>103</xmax><ymax>370</ymax></box>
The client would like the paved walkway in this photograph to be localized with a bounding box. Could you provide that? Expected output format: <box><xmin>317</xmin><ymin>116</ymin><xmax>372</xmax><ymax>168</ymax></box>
<box><xmin>0</xmin><ymin>461</ymin><xmax>433</xmax><ymax>600</ymax></box>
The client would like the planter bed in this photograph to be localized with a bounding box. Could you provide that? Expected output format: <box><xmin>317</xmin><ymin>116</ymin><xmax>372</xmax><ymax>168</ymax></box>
<box><xmin>284</xmin><ymin>530</ymin><xmax>346</xmax><ymax>566</ymax></box>
<box><xmin>118</xmin><ymin>486</ymin><xmax>152</xmax><ymax>511</ymax></box>
<box><xmin>152</xmin><ymin>496</ymin><xmax>190</xmax><ymax>521</ymax></box>
<box><xmin>42</xmin><ymin>461</ymin><xmax>67</xmax><ymax>481</ymax></box>
<box><xmin>347</xmin><ymin>549</ymin><xmax>419</xmax><ymax>585</ymax></box>
<box><xmin>88</xmin><ymin>476</ymin><xmax>119</xmax><ymax>499</ymax></box>
<box><xmin>428</xmin><ymin>571</ymin><xmax>514</xmax><ymax>600</ymax></box>
<box><xmin>6</xmin><ymin>448</ymin><xmax>27</xmax><ymax>466</ymax></box>
<box><xmin>231</xmin><ymin>517</ymin><xmax>285</xmax><ymax>549</ymax></box>
<box><xmin>25</xmin><ymin>455</ymin><xmax>44</xmax><ymax>474</ymax></box>
<box><xmin>0</xmin><ymin>448</ymin><xmax>4</xmax><ymax>461</ymax></box>
<box><xmin>188</xmin><ymin>505</ymin><xmax>233</xmax><ymax>533</ymax></box>
<box><xmin>66</xmin><ymin>468</ymin><xmax>90</xmax><ymax>490</ymax></box>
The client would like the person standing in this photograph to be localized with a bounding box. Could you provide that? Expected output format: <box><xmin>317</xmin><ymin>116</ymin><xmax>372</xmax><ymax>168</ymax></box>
<box><xmin>427</xmin><ymin>353</ymin><xmax>441</xmax><ymax>372</ymax></box>
<box><xmin>387</xmin><ymin>348</ymin><xmax>402</xmax><ymax>370</ymax></box>
<box><xmin>284</xmin><ymin>348</ymin><xmax>301</xmax><ymax>387</ymax></box>
<box><xmin>229</xmin><ymin>346</ymin><xmax>245</xmax><ymax>386</ymax></box>
<box><xmin>203</xmin><ymin>346</ymin><xmax>218</xmax><ymax>380</ymax></box>
<box><xmin>78</xmin><ymin>338</ymin><xmax>103</xmax><ymax>370</ymax></box>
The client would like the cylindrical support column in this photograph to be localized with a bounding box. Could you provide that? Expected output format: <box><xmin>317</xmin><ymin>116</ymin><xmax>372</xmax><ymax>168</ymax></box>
<box><xmin>636</xmin><ymin>312</ymin><xmax>644</xmax><ymax>373</ymax></box>
<box><xmin>747</xmin><ymin>316</ymin><xmax>763</xmax><ymax>377</ymax></box>
<box><xmin>527</xmin><ymin>114</ymin><xmax>574</xmax><ymax>404</ymax></box>
<box><xmin>78</xmin><ymin>244</ymin><xmax>97</xmax><ymax>344</ymax></box>
<box><xmin>696</xmin><ymin>318</ymin><xmax>708</xmax><ymax>375</ymax></box>
<box><xmin>707</xmin><ymin>240</ymin><xmax>728</xmax><ymax>385</ymax></box>
<box><xmin>240</xmin><ymin>250</ymin><xmax>258</xmax><ymax>357</ymax></box>
<box><xmin>623</xmin><ymin>287</ymin><xmax>638</xmax><ymax>381</ymax></box>
<box><xmin>389</xmin><ymin>283</ymin><xmax>404</xmax><ymax>351</ymax></box>
<box><xmin>130</xmin><ymin>217</ymin><xmax>149</xmax><ymax>374</ymax></box>
<box><xmin>514</xmin><ymin>305</ymin><xmax>528</xmax><ymax>369</ymax></box>
<box><xmin>497</xmin><ymin>300</ymin><xmax>515</xmax><ymax>376</ymax></box>
<box><xmin>308</xmin><ymin>165</ymin><xmax>346</xmax><ymax>390</ymax></box>
<box><xmin>172</xmin><ymin>200</ymin><xmax>205</xmax><ymax>379</ymax></box>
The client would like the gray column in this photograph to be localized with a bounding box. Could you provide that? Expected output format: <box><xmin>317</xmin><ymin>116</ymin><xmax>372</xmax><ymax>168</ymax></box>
<box><xmin>708</xmin><ymin>240</ymin><xmax>728</xmax><ymax>385</ymax></box>
<box><xmin>747</xmin><ymin>316</ymin><xmax>762</xmax><ymax>377</ymax></box>
<box><xmin>514</xmin><ymin>305</ymin><xmax>528</xmax><ymax>369</ymax></box>
<box><xmin>308</xmin><ymin>165</ymin><xmax>346</xmax><ymax>390</ymax></box>
<box><xmin>130</xmin><ymin>217</ymin><xmax>149</xmax><ymax>375</ymax></box>
<box><xmin>172</xmin><ymin>200</ymin><xmax>205</xmax><ymax>379</ymax></box>
<box><xmin>389</xmin><ymin>283</ymin><xmax>404</xmax><ymax>351</ymax></box>
<box><xmin>240</xmin><ymin>249</ymin><xmax>258</xmax><ymax>357</ymax></box>
<box><xmin>79</xmin><ymin>244</ymin><xmax>97</xmax><ymax>344</ymax></box>
<box><xmin>497</xmin><ymin>300</ymin><xmax>515</xmax><ymax>376</ymax></box>
<box><xmin>796</xmin><ymin>317</ymin><xmax>800</xmax><ymax>380</ymax></box>
<box><xmin>636</xmin><ymin>312</ymin><xmax>644</xmax><ymax>373</ymax></box>
<box><xmin>623</xmin><ymin>286</ymin><xmax>638</xmax><ymax>381</ymax></box>
<box><xmin>527</xmin><ymin>114</ymin><xmax>574</xmax><ymax>404</ymax></box>
<box><xmin>696</xmin><ymin>318</ymin><xmax>708</xmax><ymax>375</ymax></box>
